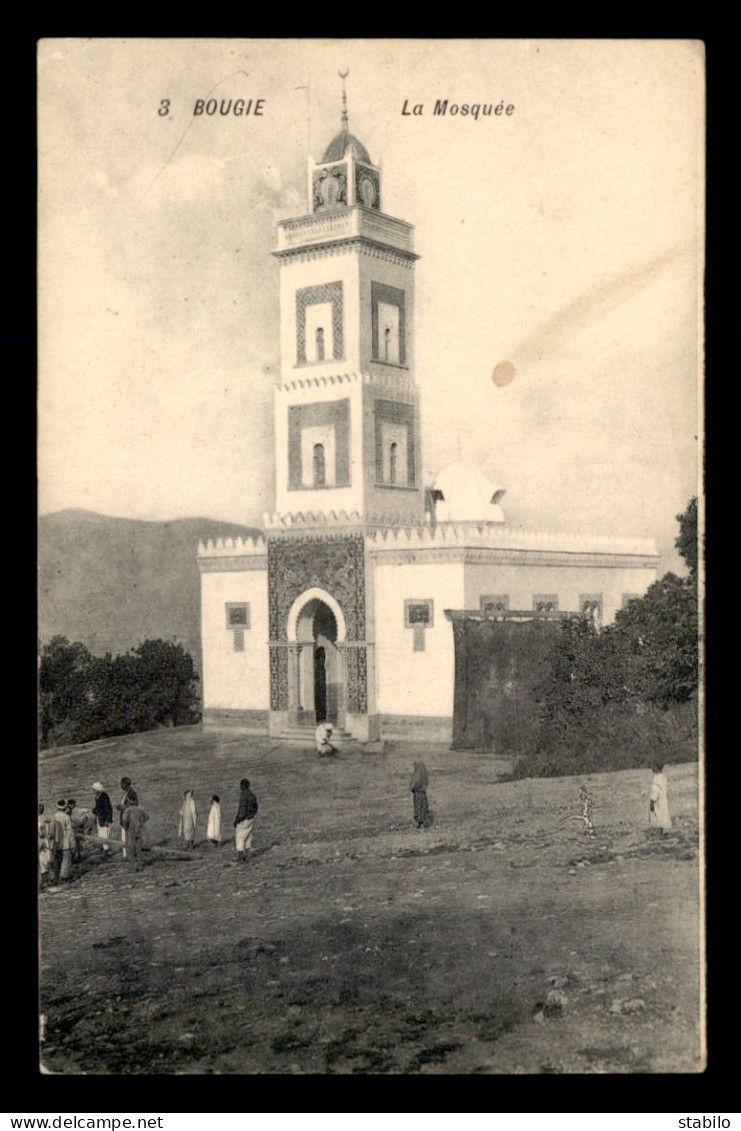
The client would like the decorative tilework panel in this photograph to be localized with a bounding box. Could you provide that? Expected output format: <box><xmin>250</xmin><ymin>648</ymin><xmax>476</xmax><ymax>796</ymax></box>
<box><xmin>371</xmin><ymin>282</ymin><xmax>406</xmax><ymax>365</ymax></box>
<box><xmin>374</xmin><ymin>399</ymin><xmax>415</xmax><ymax>486</ymax></box>
<box><xmin>268</xmin><ymin>534</ymin><xmax>367</xmax><ymax>712</ymax></box>
<box><xmin>288</xmin><ymin>400</ymin><xmax>350</xmax><ymax>490</ymax></box>
<box><xmin>313</xmin><ymin>163</ymin><xmax>348</xmax><ymax>212</ymax></box>
<box><xmin>296</xmin><ymin>282</ymin><xmax>343</xmax><ymax>364</ymax></box>
<box><xmin>355</xmin><ymin>164</ymin><xmax>381</xmax><ymax>210</ymax></box>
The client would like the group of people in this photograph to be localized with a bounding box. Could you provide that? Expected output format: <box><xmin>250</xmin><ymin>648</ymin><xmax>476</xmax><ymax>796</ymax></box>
<box><xmin>406</xmin><ymin>761</ymin><xmax>672</xmax><ymax>837</ymax></box>
<box><xmin>39</xmin><ymin>754</ymin><xmax>672</xmax><ymax>889</ymax></box>
<box><xmin>176</xmin><ymin>779</ymin><xmax>259</xmax><ymax>861</ymax></box>
<box><xmin>38</xmin><ymin>776</ymin><xmax>148</xmax><ymax>887</ymax></box>
<box><xmin>38</xmin><ymin>774</ymin><xmax>262</xmax><ymax>888</ymax></box>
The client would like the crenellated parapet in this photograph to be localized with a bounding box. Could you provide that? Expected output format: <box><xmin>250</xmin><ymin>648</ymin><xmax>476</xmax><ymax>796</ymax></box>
<box><xmin>277</xmin><ymin>371</ymin><xmax>357</xmax><ymax>393</ymax></box>
<box><xmin>264</xmin><ymin>509</ymin><xmax>365</xmax><ymax>531</ymax></box>
<box><xmin>368</xmin><ymin>522</ymin><xmax>658</xmax><ymax>554</ymax></box>
<box><xmin>198</xmin><ymin>534</ymin><xmax>267</xmax><ymax>555</ymax></box>
<box><xmin>367</xmin><ymin>521</ymin><xmax>659</xmax><ymax>568</ymax></box>
<box><xmin>197</xmin><ymin>533</ymin><xmax>268</xmax><ymax>572</ymax></box>
<box><xmin>264</xmin><ymin>509</ymin><xmax>432</xmax><ymax>531</ymax></box>
<box><xmin>276</xmin><ymin>369</ymin><xmax>415</xmax><ymax>395</ymax></box>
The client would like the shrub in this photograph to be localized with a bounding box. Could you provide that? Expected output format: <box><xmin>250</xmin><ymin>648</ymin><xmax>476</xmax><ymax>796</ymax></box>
<box><xmin>516</xmin><ymin>499</ymin><xmax>700</xmax><ymax>778</ymax></box>
<box><xmin>38</xmin><ymin>637</ymin><xmax>200</xmax><ymax>748</ymax></box>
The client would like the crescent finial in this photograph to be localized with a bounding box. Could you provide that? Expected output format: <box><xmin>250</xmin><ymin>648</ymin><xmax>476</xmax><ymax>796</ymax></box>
<box><xmin>338</xmin><ymin>69</ymin><xmax>349</xmax><ymax>128</ymax></box>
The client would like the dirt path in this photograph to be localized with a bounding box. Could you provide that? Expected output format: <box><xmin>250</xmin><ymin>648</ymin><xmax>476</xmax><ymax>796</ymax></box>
<box><xmin>38</xmin><ymin>730</ymin><xmax>702</xmax><ymax>1074</ymax></box>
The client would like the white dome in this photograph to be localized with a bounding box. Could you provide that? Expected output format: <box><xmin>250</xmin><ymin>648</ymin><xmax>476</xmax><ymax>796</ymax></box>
<box><xmin>432</xmin><ymin>461</ymin><xmax>505</xmax><ymax>523</ymax></box>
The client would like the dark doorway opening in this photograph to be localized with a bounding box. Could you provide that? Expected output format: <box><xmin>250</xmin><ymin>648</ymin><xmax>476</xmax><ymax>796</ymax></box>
<box><xmin>314</xmin><ymin>645</ymin><xmax>327</xmax><ymax>722</ymax></box>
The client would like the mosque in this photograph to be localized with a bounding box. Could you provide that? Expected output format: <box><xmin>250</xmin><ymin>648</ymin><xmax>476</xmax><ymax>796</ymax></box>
<box><xmin>197</xmin><ymin>85</ymin><xmax>659</xmax><ymax>746</ymax></box>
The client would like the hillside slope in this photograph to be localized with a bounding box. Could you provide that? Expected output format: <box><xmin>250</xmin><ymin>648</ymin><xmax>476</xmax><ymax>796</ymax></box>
<box><xmin>38</xmin><ymin>733</ymin><xmax>702</xmax><ymax>1075</ymax></box>
<box><xmin>38</xmin><ymin>509</ymin><xmax>262</xmax><ymax>670</ymax></box>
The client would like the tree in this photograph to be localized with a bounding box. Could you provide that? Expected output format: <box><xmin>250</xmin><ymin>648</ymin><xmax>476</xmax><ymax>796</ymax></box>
<box><xmin>606</xmin><ymin>572</ymin><xmax>698</xmax><ymax>707</ymax></box>
<box><xmin>127</xmin><ymin>639</ymin><xmax>200</xmax><ymax>729</ymax></box>
<box><xmin>675</xmin><ymin>495</ymin><xmax>698</xmax><ymax>577</ymax></box>
<box><xmin>39</xmin><ymin>636</ymin><xmax>100</xmax><ymax>746</ymax></box>
<box><xmin>38</xmin><ymin>637</ymin><xmax>200</xmax><ymax>748</ymax></box>
<box><xmin>525</xmin><ymin>498</ymin><xmax>700</xmax><ymax>776</ymax></box>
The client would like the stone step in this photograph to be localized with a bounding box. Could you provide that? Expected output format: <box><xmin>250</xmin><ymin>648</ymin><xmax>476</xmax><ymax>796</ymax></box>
<box><xmin>274</xmin><ymin>727</ymin><xmax>353</xmax><ymax>744</ymax></box>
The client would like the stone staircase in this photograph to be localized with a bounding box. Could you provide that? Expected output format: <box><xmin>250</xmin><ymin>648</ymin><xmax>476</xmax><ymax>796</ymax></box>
<box><xmin>276</xmin><ymin>723</ymin><xmax>353</xmax><ymax>745</ymax></box>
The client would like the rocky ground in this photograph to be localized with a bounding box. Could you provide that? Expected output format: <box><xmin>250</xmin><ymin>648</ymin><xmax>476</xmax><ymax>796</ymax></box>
<box><xmin>38</xmin><ymin>728</ymin><xmax>703</xmax><ymax>1075</ymax></box>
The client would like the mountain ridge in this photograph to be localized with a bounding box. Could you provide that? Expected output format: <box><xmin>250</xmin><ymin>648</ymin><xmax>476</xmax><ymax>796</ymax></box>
<box><xmin>38</xmin><ymin>510</ymin><xmax>263</xmax><ymax>672</ymax></box>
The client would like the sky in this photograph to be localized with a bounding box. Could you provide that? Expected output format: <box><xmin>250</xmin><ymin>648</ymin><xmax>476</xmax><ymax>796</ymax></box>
<box><xmin>37</xmin><ymin>38</ymin><xmax>703</xmax><ymax>572</ymax></box>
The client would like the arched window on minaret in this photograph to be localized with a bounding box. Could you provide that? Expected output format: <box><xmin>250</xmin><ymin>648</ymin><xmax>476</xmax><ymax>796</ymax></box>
<box><xmin>315</xmin><ymin>327</ymin><xmax>325</xmax><ymax>362</ymax></box>
<box><xmin>389</xmin><ymin>441</ymin><xmax>398</xmax><ymax>485</ymax></box>
<box><xmin>384</xmin><ymin>325</ymin><xmax>392</xmax><ymax>362</ymax></box>
<box><xmin>313</xmin><ymin>443</ymin><xmax>326</xmax><ymax>487</ymax></box>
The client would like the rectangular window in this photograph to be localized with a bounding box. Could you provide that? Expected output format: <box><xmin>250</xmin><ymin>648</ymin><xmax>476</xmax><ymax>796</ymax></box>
<box><xmin>226</xmin><ymin>603</ymin><xmax>250</xmax><ymax>629</ymax></box>
<box><xmin>300</xmin><ymin>423</ymin><xmax>336</xmax><ymax>488</ymax></box>
<box><xmin>480</xmin><ymin>594</ymin><xmax>510</xmax><ymax>614</ymax></box>
<box><xmin>381</xmin><ymin>420</ymin><xmax>408</xmax><ymax>486</ymax></box>
<box><xmin>371</xmin><ymin>282</ymin><xmax>406</xmax><ymax>365</ymax></box>
<box><xmin>377</xmin><ymin>302</ymin><xmax>401</xmax><ymax>364</ymax></box>
<box><xmin>226</xmin><ymin>606</ymin><xmax>250</xmax><ymax>652</ymax></box>
<box><xmin>405</xmin><ymin>599</ymin><xmax>434</xmax><ymax>627</ymax></box>
<box><xmin>304</xmin><ymin>302</ymin><xmax>334</xmax><ymax>363</ymax></box>
<box><xmin>405</xmin><ymin>600</ymin><xmax>433</xmax><ymax>652</ymax></box>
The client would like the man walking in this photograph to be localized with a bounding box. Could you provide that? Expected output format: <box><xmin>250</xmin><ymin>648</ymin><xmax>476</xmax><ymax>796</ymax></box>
<box><xmin>234</xmin><ymin>778</ymin><xmax>259</xmax><ymax>863</ymax></box>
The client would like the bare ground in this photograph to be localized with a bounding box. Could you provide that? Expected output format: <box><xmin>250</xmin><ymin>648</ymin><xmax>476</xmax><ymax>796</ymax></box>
<box><xmin>38</xmin><ymin>728</ymin><xmax>703</xmax><ymax>1075</ymax></box>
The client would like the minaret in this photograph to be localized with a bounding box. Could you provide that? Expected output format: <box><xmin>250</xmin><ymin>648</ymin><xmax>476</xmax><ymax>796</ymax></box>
<box><xmin>270</xmin><ymin>74</ymin><xmax>425</xmax><ymax>527</ymax></box>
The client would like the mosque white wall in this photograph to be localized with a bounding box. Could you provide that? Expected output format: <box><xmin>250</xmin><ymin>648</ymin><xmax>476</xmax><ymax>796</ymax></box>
<box><xmin>200</xmin><ymin>568</ymin><xmax>269</xmax><ymax>718</ymax></box>
<box><xmin>373</xmin><ymin>559</ymin><xmax>464</xmax><ymax>725</ymax></box>
<box><xmin>463</xmin><ymin>561</ymin><xmax>657</xmax><ymax>624</ymax></box>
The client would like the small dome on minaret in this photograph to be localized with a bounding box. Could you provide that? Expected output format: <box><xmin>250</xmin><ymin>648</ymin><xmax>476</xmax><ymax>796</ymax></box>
<box><xmin>322</xmin><ymin>130</ymin><xmax>371</xmax><ymax>165</ymax></box>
